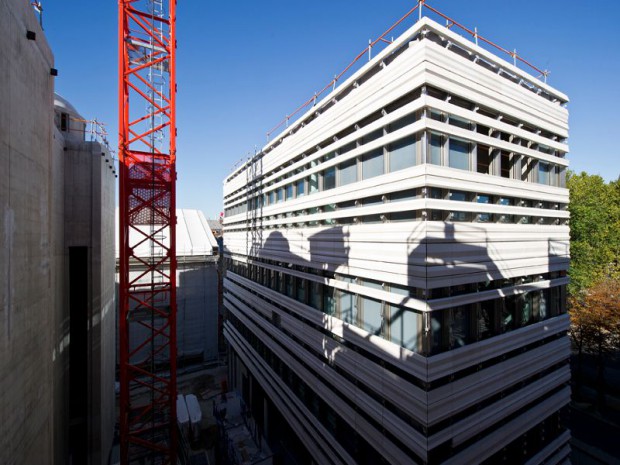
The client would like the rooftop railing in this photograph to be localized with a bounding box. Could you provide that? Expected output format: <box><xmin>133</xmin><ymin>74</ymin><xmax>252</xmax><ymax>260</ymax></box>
<box><xmin>264</xmin><ymin>0</ymin><xmax>551</xmax><ymax>142</ymax></box>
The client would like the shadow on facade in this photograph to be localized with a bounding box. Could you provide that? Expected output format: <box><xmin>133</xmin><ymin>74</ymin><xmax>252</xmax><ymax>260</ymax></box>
<box><xmin>231</xmin><ymin>219</ymin><xmax>568</xmax><ymax>463</ymax></box>
<box><xmin>237</xmin><ymin>219</ymin><xmax>566</xmax><ymax>361</ymax></box>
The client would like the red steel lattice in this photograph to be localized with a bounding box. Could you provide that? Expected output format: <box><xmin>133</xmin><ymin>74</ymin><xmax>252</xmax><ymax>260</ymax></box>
<box><xmin>118</xmin><ymin>1</ymin><xmax>177</xmax><ymax>463</ymax></box>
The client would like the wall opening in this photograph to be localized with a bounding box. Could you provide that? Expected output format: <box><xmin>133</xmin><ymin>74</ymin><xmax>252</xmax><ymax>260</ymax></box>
<box><xmin>69</xmin><ymin>246</ymin><xmax>88</xmax><ymax>464</ymax></box>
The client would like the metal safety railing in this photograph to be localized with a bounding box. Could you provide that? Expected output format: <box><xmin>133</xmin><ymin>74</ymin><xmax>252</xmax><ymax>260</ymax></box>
<box><xmin>265</xmin><ymin>0</ymin><xmax>550</xmax><ymax>142</ymax></box>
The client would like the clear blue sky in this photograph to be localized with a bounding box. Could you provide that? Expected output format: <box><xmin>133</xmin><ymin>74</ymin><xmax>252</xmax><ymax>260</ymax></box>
<box><xmin>43</xmin><ymin>0</ymin><xmax>620</xmax><ymax>218</ymax></box>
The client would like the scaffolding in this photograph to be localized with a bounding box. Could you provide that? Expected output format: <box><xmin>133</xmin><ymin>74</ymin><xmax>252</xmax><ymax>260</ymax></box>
<box><xmin>118</xmin><ymin>0</ymin><xmax>178</xmax><ymax>463</ymax></box>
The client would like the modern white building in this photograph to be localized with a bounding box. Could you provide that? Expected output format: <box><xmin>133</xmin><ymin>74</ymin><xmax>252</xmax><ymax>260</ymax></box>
<box><xmin>222</xmin><ymin>15</ymin><xmax>570</xmax><ymax>465</ymax></box>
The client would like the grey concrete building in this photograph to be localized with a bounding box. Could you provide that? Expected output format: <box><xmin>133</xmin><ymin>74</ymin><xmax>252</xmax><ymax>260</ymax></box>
<box><xmin>1</xmin><ymin>1</ymin><xmax>116</xmax><ymax>464</ymax></box>
<box><xmin>115</xmin><ymin>209</ymin><xmax>220</xmax><ymax>368</ymax></box>
<box><xmin>222</xmin><ymin>15</ymin><xmax>570</xmax><ymax>465</ymax></box>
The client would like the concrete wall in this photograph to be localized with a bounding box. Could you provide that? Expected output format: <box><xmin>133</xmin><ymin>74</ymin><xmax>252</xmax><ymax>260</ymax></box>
<box><xmin>177</xmin><ymin>262</ymin><xmax>219</xmax><ymax>363</ymax></box>
<box><xmin>120</xmin><ymin>260</ymin><xmax>220</xmax><ymax>366</ymax></box>
<box><xmin>0</xmin><ymin>1</ymin><xmax>58</xmax><ymax>463</ymax></box>
<box><xmin>0</xmin><ymin>2</ymin><xmax>116</xmax><ymax>464</ymax></box>
<box><xmin>52</xmin><ymin>125</ymin><xmax>69</xmax><ymax>465</ymax></box>
<box><xmin>63</xmin><ymin>140</ymin><xmax>116</xmax><ymax>465</ymax></box>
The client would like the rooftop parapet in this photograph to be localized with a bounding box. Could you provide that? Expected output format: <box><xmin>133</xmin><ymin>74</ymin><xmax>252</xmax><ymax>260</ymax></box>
<box><xmin>226</xmin><ymin>2</ymin><xmax>567</xmax><ymax>184</ymax></box>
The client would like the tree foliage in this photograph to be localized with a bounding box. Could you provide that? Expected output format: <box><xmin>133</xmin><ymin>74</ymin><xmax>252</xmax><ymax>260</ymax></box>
<box><xmin>567</xmin><ymin>172</ymin><xmax>620</xmax><ymax>295</ymax></box>
<box><xmin>570</xmin><ymin>279</ymin><xmax>620</xmax><ymax>356</ymax></box>
<box><xmin>567</xmin><ymin>172</ymin><xmax>620</xmax><ymax>406</ymax></box>
<box><xmin>569</xmin><ymin>278</ymin><xmax>620</xmax><ymax>405</ymax></box>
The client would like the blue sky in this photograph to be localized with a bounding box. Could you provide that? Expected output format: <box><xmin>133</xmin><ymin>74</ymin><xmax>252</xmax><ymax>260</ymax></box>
<box><xmin>43</xmin><ymin>0</ymin><xmax>620</xmax><ymax>218</ymax></box>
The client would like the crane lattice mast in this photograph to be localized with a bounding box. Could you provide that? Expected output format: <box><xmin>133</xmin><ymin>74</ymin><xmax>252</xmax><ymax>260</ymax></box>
<box><xmin>118</xmin><ymin>0</ymin><xmax>177</xmax><ymax>463</ymax></box>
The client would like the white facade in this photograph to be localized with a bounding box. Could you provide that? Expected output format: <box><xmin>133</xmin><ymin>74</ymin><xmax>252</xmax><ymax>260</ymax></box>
<box><xmin>223</xmin><ymin>17</ymin><xmax>570</xmax><ymax>465</ymax></box>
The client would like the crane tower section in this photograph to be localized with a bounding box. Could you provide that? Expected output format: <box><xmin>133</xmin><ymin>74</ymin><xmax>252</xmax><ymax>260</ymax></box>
<box><xmin>118</xmin><ymin>0</ymin><xmax>177</xmax><ymax>463</ymax></box>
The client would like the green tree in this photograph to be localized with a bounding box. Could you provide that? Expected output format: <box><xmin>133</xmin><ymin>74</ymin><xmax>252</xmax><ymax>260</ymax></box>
<box><xmin>568</xmin><ymin>172</ymin><xmax>620</xmax><ymax>408</ymax></box>
<box><xmin>569</xmin><ymin>279</ymin><xmax>620</xmax><ymax>408</ymax></box>
<box><xmin>567</xmin><ymin>171</ymin><xmax>620</xmax><ymax>295</ymax></box>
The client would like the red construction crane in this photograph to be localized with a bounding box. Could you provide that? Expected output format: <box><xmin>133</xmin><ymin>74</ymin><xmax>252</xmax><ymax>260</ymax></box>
<box><xmin>118</xmin><ymin>1</ymin><xmax>177</xmax><ymax>463</ymax></box>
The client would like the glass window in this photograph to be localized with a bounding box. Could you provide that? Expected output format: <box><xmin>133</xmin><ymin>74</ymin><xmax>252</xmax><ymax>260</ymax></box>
<box><xmin>549</xmin><ymin>286</ymin><xmax>560</xmax><ymax>317</ymax></box>
<box><xmin>309</xmin><ymin>160</ymin><xmax>319</xmax><ymax>194</ymax></box>
<box><xmin>339</xmin><ymin>158</ymin><xmax>357</xmax><ymax>186</ymax></box>
<box><xmin>539</xmin><ymin>144</ymin><xmax>554</xmax><ymax>155</ymax></box>
<box><xmin>430</xmin><ymin>188</ymin><xmax>443</xmax><ymax>199</ymax></box>
<box><xmin>286</xmin><ymin>183</ymin><xmax>294</xmax><ymax>200</ymax></box>
<box><xmin>536</xmin><ymin>289</ymin><xmax>548</xmax><ymax>321</ymax></box>
<box><xmin>390</xmin><ymin>211</ymin><xmax>417</xmax><ymax>222</ymax></box>
<box><xmin>339</xmin><ymin>290</ymin><xmax>357</xmax><ymax>324</ymax></box>
<box><xmin>309</xmin><ymin>281</ymin><xmax>323</xmax><ymax>311</ymax></box>
<box><xmin>450</xmin><ymin>211</ymin><xmax>471</xmax><ymax>222</ymax></box>
<box><xmin>323</xmin><ymin>167</ymin><xmax>336</xmax><ymax>190</ymax></box>
<box><xmin>449</xmin><ymin>190</ymin><xmax>469</xmax><ymax>202</ymax></box>
<box><xmin>338</xmin><ymin>141</ymin><xmax>356</xmax><ymax>155</ymax></box>
<box><xmin>477</xmin><ymin>300</ymin><xmax>496</xmax><ymax>340</ymax></box>
<box><xmin>476</xmin><ymin>194</ymin><xmax>491</xmax><ymax>222</ymax></box>
<box><xmin>389</xmin><ymin>136</ymin><xmax>416</xmax><ymax>172</ymax></box>
<box><xmin>323</xmin><ymin>152</ymin><xmax>335</xmax><ymax>162</ymax></box>
<box><xmin>286</xmin><ymin>273</ymin><xmax>294</xmax><ymax>297</ymax></box>
<box><xmin>551</xmin><ymin>165</ymin><xmax>560</xmax><ymax>187</ymax></box>
<box><xmin>276</xmin><ymin>188</ymin><xmax>284</xmax><ymax>203</ymax></box>
<box><xmin>323</xmin><ymin>286</ymin><xmax>336</xmax><ymax>315</ymax></box>
<box><xmin>559</xmin><ymin>166</ymin><xmax>567</xmax><ymax>188</ymax></box>
<box><xmin>363</xmin><ymin>195</ymin><xmax>383</xmax><ymax>206</ymax></box>
<box><xmin>431</xmin><ymin>312</ymin><xmax>444</xmax><ymax>354</ymax></box>
<box><xmin>495</xmin><ymin>214</ymin><xmax>513</xmax><ymax>223</ymax></box>
<box><xmin>430</xmin><ymin>110</ymin><xmax>444</xmax><ymax>122</ymax></box>
<box><xmin>389</xmin><ymin>306</ymin><xmax>419</xmax><ymax>352</ymax></box>
<box><xmin>519</xmin><ymin>291</ymin><xmax>533</xmax><ymax>326</ymax></box>
<box><xmin>362</xmin><ymin>149</ymin><xmax>384</xmax><ymax>180</ymax></box>
<box><xmin>449</xmin><ymin>306</ymin><xmax>470</xmax><ymax>348</ymax></box>
<box><xmin>449</xmin><ymin>116</ymin><xmax>470</xmax><ymax>130</ymax></box>
<box><xmin>295</xmin><ymin>179</ymin><xmax>306</xmax><ymax>197</ymax></box>
<box><xmin>477</xmin><ymin>145</ymin><xmax>491</xmax><ymax>174</ymax></box>
<box><xmin>502</xmin><ymin>296</ymin><xmax>517</xmax><ymax>333</ymax></box>
<box><xmin>449</xmin><ymin>138</ymin><xmax>470</xmax><ymax>170</ymax></box>
<box><xmin>389</xmin><ymin>113</ymin><xmax>417</xmax><ymax>132</ymax></box>
<box><xmin>270</xmin><ymin>270</ymin><xmax>278</xmax><ymax>291</ymax></box>
<box><xmin>362</xmin><ymin>129</ymin><xmax>382</xmax><ymax>145</ymax></box>
<box><xmin>429</xmin><ymin>133</ymin><xmax>442</xmax><ymax>165</ymax></box>
<box><xmin>538</xmin><ymin>161</ymin><xmax>550</xmax><ymax>185</ymax></box>
<box><xmin>296</xmin><ymin>276</ymin><xmax>306</xmax><ymax>303</ymax></box>
<box><xmin>338</xmin><ymin>200</ymin><xmax>356</xmax><ymax>210</ymax></box>
<box><xmin>361</xmin><ymin>295</ymin><xmax>383</xmax><ymax>335</ymax></box>
<box><xmin>501</xmin><ymin>152</ymin><xmax>511</xmax><ymax>178</ymax></box>
<box><xmin>391</xmin><ymin>189</ymin><xmax>417</xmax><ymax>202</ymax></box>
<box><xmin>277</xmin><ymin>271</ymin><xmax>286</xmax><ymax>294</ymax></box>
<box><xmin>322</xmin><ymin>203</ymin><xmax>336</xmax><ymax>225</ymax></box>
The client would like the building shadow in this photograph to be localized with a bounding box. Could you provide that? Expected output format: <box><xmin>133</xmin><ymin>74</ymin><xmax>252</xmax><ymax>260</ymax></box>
<box><xmin>229</xmin><ymin>216</ymin><xmax>569</xmax><ymax>463</ymax></box>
